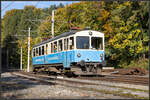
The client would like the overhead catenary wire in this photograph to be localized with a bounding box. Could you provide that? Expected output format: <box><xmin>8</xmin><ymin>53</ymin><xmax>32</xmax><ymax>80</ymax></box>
<box><xmin>23</xmin><ymin>3</ymin><xmax>80</xmax><ymax>38</ymax></box>
<box><xmin>21</xmin><ymin>1</ymin><xmax>41</xmax><ymax>72</ymax></box>
<box><xmin>35</xmin><ymin>1</ymin><xmax>40</xmax><ymax>8</ymax></box>
<box><xmin>25</xmin><ymin>19</ymin><xmax>52</xmax><ymax>35</ymax></box>
<box><xmin>2</xmin><ymin>1</ymin><xmax>14</xmax><ymax>11</ymax></box>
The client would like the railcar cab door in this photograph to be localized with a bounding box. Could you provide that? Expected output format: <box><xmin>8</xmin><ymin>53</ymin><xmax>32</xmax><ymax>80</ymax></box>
<box><xmin>75</xmin><ymin>30</ymin><xmax>104</xmax><ymax>63</ymax></box>
<box><xmin>63</xmin><ymin>36</ymin><xmax>74</xmax><ymax>68</ymax></box>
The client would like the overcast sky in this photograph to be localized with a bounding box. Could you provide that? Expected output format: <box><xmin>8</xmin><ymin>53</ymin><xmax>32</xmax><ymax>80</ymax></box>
<box><xmin>1</xmin><ymin>1</ymin><xmax>79</xmax><ymax>18</ymax></box>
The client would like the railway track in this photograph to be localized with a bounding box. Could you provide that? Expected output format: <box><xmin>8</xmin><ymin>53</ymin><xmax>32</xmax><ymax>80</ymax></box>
<box><xmin>11</xmin><ymin>71</ymin><xmax>99</xmax><ymax>86</ymax></box>
<box><xmin>5</xmin><ymin>68</ymin><xmax>149</xmax><ymax>86</ymax></box>
<box><xmin>7</xmin><ymin>67</ymin><xmax>149</xmax><ymax>86</ymax></box>
<box><xmin>77</xmin><ymin>75</ymin><xmax>149</xmax><ymax>86</ymax></box>
<box><xmin>9</xmin><ymin>71</ymin><xmax>149</xmax><ymax>99</ymax></box>
<box><xmin>14</xmin><ymin>71</ymin><xmax>149</xmax><ymax>86</ymax></box>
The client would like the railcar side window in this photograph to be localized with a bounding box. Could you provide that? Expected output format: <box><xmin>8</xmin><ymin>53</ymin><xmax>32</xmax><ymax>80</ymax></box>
<box><xmin>76</xmin><ymin>36</ymin><xmax>89</xmax><ymax>49</ymax></box>
<box><xmin>91</xmin><ymin>37</ymin><xmax>103</xmax><ymax>50</ymax></box>
<box><xmin>51</xmin><ymin>43</ymin><xmax>53</xmax><ymax>53</ymax></box>
<box><xmin>44</xmin><ymin>45</ymin><xmax>46</xmax><ymax>55</ymax></box>
<box><xmin>64</xmin><ymin>38</ymin><xmax>69</xmax><ymax>50</ymax></box>
<box><xmin>64</xmin><ymin>39</ymin><xmax>68</xmax><ymax>50</ymax></box>
<box><xmin>58</xmin><ymin>40</ymin><xmax>63</xmax><ymax>52</ymax></box>
<box><xmin>42</xmin><ymin>46</ymin><xmax>44</xmax><ymax>55</ymax></box>
<box><xmin>64</xmin><ymin>39</ymin><xmax>66</xmax><ymax>50</ymax></box>
<box><xmin>39</xmin><ymin>47</ymin><xmax>41</xmax><ymax>56</ymax></box>
<box><xmin>33</xmin><ymin>49</ymin><xmax>35</xmax><ymax>57</ymax></box>
<box><xmin>54</xmin><ymin>41</ymin><xmax>57</xmax><ymax>53</ymax></box>
<box><xmin>49</xmin><ymin>43</ymin><xmax>51</xmax><ymax>54</ymax></box>
<box><xmin>70</xmin><ymin>37</ymin><xmax>74</xmax><ymax>50</ymax></box>
<box><xmin>46</xmin><ymin>44</ymin><xmax>48</xmax><ymax>54</ymax></box>
<box><xmin>67</xmin><ymin>38</ymin><xmax>69</xmax><ymax>50</ymax></box>
<box><xmin>36</xmin><ymin>48</ymin><xmax>38</xmax><ymax>56</ymax></box>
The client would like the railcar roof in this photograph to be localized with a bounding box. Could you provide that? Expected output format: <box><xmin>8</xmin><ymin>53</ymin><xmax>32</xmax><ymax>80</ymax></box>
<box><xmin>33</xmin><ymin>30</ymin><xmax>77</xmax><ymax>47</ymax></box>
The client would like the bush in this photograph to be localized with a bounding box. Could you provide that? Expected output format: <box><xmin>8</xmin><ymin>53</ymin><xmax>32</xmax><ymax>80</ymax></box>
<box><xmin>119</xmin><ymin>58</ymin><xmax>149</xmax><ymax>70</ymax></box>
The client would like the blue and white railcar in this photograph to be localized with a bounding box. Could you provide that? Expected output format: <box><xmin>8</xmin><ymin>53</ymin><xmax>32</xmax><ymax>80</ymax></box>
<box><xmin>32</xmin><ymin>29</ymin><xmax>106</xmax><ymax>74</ymax></box>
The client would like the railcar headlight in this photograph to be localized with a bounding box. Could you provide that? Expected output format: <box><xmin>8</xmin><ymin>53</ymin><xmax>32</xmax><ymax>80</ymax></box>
<box><xmin>77</xmin><ymin>53</ymin><xmax>81</xmax><ymax>57</ymax></box>
<box><xmin>89</xmin><ymin>31</ymin><xmax>93</xmax><ymax>35</ymax></box>
<box><xmin>100</xmin><ymin>53</ymin><xmax>103</xmax><ymax>57</ymax></box>
<box><xmin>100</xmin><ymin>53</ymin><xmax>103</xmax><ymax>60</ymax></box>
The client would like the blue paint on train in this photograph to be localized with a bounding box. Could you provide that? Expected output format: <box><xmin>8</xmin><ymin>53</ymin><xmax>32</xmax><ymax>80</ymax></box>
<box><xmin>32</xmin><ymin>50</ymin><xmax>104</xmax><ymax>68</ymax></box>
<box><xmin>74</xmin><ymin>50</ymin><xmax>104</xmax><ymax>62</ymax></box>
<box><xmin>32</xmin><ymin>56</ymin><xmax>45</xmax><ymax>65</ymax></box>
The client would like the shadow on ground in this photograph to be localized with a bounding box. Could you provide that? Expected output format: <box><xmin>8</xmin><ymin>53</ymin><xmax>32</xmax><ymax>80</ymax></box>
<box><xmin>1</xmin><ymin>71</ymin><xmax>56</xmax><ymax>99</ymax></box>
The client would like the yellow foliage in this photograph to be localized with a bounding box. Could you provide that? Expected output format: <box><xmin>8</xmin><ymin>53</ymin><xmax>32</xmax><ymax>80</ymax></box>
<box><xmin>3</xmin><ymin>9</ymin><xmax>18</xmax><ymax>19</ymax></box>
<box><xmin>120</xmin><ymin>26</ymin><xmax>128</xmax><ymax>32</ymax></box>
<box><xmin>110</xmin><ymin>37</ymin><xmax>117</xmax><ymax>44</ymax></box>
<box><xmin>111</xmin><ymin>53</ymin><xmax>121</xmax><ymax>60</ymax></box>
<box><xmin>56</xmin><ymin>7</ymin><xmax>65</xmax><ymax>14</ymax></box>
<box><xmin>129</xmin><ymin>48</ymin><xmax>134</xmax><ymax>53</ymax></box>
<box><xmin>120</xmin><ymin>27</ymin><xmax>123</xmax><ymax>31</ymax></box>
<box><xmin>98</xmin><ymin>9</ymin><xmax>110</xmax><ymax>21</ymax></box>
<box><xmin>100</xmin><ymin>1</ymin><xmax>105</xmax><ymax>7</ymax></box>
<box><xmin>121</xmin><ymin>21</ymin><xmax>125</xmax><ymax>26</ymax></box>
<box><xmin>33</xmin><ymin>8</ymin><xmax>37</xmax><ymax>15</ymax></box>
<box><xmin>145</xmin><ymin>46</ymin><xmax>149</xmax><ymax>52</ymax></box>
<box><xmin>128</xmin><ymin>34</ymin><xmax>132</xmax><ymax>39</ymax></box>
<box><xmin>122</xmin><ymin>39</ymin><xmax>129</xmax><ymax>47</ymax></box>
<box><xmin>134</xmin><ymin>23</ymin><xmax>139</xmax><ymax>27</ymax></box>
<box><xmin>109</xmin><ymin>33</ymin><xmax>123</xmax><ymax>46</ymax></box>
<box><xmin>123</xmin><ymin>1</ymin><xmax>131</xmax><ymax>6</ymax></box>
<box><xmin>135</xmin><ymin>29</ymin><xmax>141</xmax><ymax>37</ymax></box>
<box><xmin>102</xmin><ymin>23</ymin><xmax>113</xmax><ymax>35</ymax></box>
<box><xmin>116</xmin><ymin>4</ymin><xmax>123</xmax><ymax>9</ymax></box>
<box><xmin>113</xmin><ymin>16</ymin><xmax>121</xmax><ymax>22</ymax></box>
<box><xmin>136</xmin><ymin>42</ymin><xmax>143</xmax><ymax>53</ymax></box>
<box><xmin>114</xmin><ymin>43</ymin><xmax>121</xmax><ymax>48</ymax></box>
<box><xmin>136</xmin><ymin>29</ymin><xmax>141</xmax><ymax>33</ymax></box>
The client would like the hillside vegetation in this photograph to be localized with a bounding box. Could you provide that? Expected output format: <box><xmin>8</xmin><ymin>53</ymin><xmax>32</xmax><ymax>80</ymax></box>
<box><xmin>1</xmin><ymin>1</ymin><xmax>149</xmax><ymax>70</ymax></box>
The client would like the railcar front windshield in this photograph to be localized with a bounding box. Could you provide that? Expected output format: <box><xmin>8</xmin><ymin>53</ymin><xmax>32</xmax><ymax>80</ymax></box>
<box><xmin>91</xmin><ymin>37</ymin><xmax>103</xmax><ymax>50</ymax></box>
<box><xmin>76</xmin><ymin>36</ymin><xmax>89</xmax><ymax>49</ymax></box>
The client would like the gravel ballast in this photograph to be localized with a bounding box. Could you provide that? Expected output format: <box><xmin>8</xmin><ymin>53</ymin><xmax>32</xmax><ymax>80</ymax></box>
<box><xmin>1</xmin><ymin>72</ymin><xmax>149</xmax><ymax>99</ymax></box>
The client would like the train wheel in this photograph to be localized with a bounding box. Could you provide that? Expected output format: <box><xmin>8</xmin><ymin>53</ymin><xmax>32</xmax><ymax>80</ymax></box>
<box><xmin>33</xmin><ymin>67</ymin><xmax>38</xmax><ymax>74</ymax></box>
<box><xmin>97</xmin><ymin>68</ymin><xmax>102</xmax><ymax>74</ymax></box>
<box><xmin>88</xmin><ymin>66</ymin><xmax>98</xmax><ymax>73</ymax></box>
<box><xmin>64</xmin><ymin>72</ymin><xmax>76</xmax><ymax>77</ymax></box>
<box><xmin>64</xmin><ymin>72</ymin><xmax>71</xmax><ymax>77</ymax></box>
<box><xmin>89</xmin><ymin>66</ymin><xmax>93</xmax><ymax>72</ymax></box>
<box><xmin>92</xmin><ymin>67</ymin><xmax>97</xmax><ymax>73</ymax></box>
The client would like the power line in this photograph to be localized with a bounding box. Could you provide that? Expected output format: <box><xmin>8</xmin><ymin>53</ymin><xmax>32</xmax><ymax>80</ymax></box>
<box><xmin>2</xmin><ymin>2</ymin><xmax>14</xmax><ymax>11</ymax></box>
<box><xmin>25</xmin><ymin>19</ymin><xmax>52</xmax><ymax>35</ymax></box>
<box><xmin>26</xmin><ymin>19</ymin><xmax>44</xmax><ymax>22</ymax></box>
<box><xmin>21</xmin><ymin>30</ymin><xmax>34</xmax><ymax>32</ymax></box>
<box><xmin>35</xmin><ymin>1</ymin><xmax>40</xmax><ymax>8</ymax></box>
<box><xmin>25</xmin><ymin>19</ymin><xmax>40</xmax><ymax>28</ymax></box>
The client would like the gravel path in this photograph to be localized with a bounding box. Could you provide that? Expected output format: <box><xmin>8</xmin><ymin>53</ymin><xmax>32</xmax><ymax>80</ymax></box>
<box><xmin>1</xmin><ymin>72</ymin><xmax>149</xmax><ymax>99</ymax></box>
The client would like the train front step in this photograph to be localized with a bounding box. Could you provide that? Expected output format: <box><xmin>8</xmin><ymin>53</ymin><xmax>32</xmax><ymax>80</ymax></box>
<box><xmin>71</xmin><ymin>67</ymin><xmax>102</xmax><ymax>75</ymax></box>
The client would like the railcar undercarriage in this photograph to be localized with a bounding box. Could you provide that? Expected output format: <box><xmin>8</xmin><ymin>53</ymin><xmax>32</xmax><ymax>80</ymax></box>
<box><xmin>71</xmin><ymin>62</ymin><xmax>103</xmax><ymax>75</ymax></box>
<box><xmin>32</xmin><ymin>61</ymin><xmax>104</xmax><ymax>77</ymax></box>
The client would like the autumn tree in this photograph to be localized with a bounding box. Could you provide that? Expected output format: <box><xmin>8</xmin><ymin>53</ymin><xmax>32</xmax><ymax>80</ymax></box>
<box><xmin>2</xmin><ymin>1</ymin><xmax>149</xmax><ymax>69</ymax></box>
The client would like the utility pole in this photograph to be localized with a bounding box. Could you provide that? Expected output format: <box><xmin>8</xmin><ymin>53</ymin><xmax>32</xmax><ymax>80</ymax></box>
<box><xmin>27</xmin><ymin>27</ymin><xmax>30</xmax><ymax>72</ymax></box>
<box><xmin>20</xmin><ymin>46</ymin><xmax>22</xmax><ymax>70</ymax></box>
<box><xmin>51</xmin><ymin>10</ymin><xmax>55</xmax><ymax>38</ymax></box>
<box><xmin>18</xmin><ymin>29</ymin><xmax>36</xmax><ymax>72</ymax></box>
<box><xmin>7</xmin><ymin>48</ymin><xmax>9</xmax><ymax>69</ymax></box>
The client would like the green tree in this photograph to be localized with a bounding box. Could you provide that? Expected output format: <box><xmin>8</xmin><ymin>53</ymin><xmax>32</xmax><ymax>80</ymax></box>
<box><xmin>2</xmin><ymin>1</ymin><xmax>149</xmax><ymax>70</ymax></box>
<box><xmin>3</xmin><ymin>9</ymin><xmax>23</xmax><ymax>36</ymax></box>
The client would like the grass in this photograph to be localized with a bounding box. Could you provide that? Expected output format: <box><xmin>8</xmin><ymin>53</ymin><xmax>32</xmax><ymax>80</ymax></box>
<box><xmin>120</xmin><ymin>58</ymin><xmax>149</xmax><ymax>70</ymax></box>
<box><xmin>88</xmin><ymin>88</ymin><xmax>149</xmax><ymax>99</ymax></box>
<box><xmin>72</xmin><ymin>86</ymin><xmax>149</xmax><ymax>99</ymax></box>
<box><xmin>1</xmin><ymin>82</ymin><xmax>27</xmax><ymax>91</ymax></box>
<box><xmin>108</xmin><ymin>85</ymin><xmax>149</xmax><ymax>93</ymax></box>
